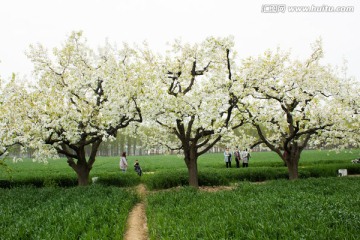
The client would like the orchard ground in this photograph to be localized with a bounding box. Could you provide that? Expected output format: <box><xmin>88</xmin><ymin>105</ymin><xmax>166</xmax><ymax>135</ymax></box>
<box><xmin>1</xmin><ymin>149</ymin><xmax>360</xmax><ymax>239</ymax></box>
<box><xmin>2</xmin><ymin>149</ymin><xmax>360</xmax><ymax>189</ymax></box>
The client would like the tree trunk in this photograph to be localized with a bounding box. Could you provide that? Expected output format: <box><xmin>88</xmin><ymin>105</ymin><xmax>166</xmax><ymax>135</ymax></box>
<box><xmin>76</xmin><ymin>164</ymin><xmax>91</xmax><ymax>186</ymax></box>
<box><xmin>284</xmin><ymin>149</ymin><xmax>301</xmax><ymax>180</ymax></box>
<box><xmin>127</xmin><ymin>136</ymin><xmax>132</xmax><ymax>155</ymax></box>
<box><xmin>67</xmin><ymin>158</ymin><xmax>91</xmax><ymax>186</ymax></box>
<box><xmin>133</xmin><ymin>138</ymin><xmax>137</xmax><ymax>155</ymax></box>
<box><xmin>185</xmin><ymin>149</ymin><xmax>199</xmax><ymax>188</ymax></box>
<box><xmin>187</xmin><ymin>158</ymin><xmax>198</xmax><ymax>187</ymax></box>
<box><xmin>66</xmin><ymin>146</ymin><xmax>93</xmax><ymax>186</ymax></box>
<box><xmin>286</xmin><ymin>161</ymin><xmax>299</xmax><ymax>180</ymax></box>
<box><xmin>120</xmin><ymin>134</ymin><xmax>125</xmax><ymax>154</ymax></box>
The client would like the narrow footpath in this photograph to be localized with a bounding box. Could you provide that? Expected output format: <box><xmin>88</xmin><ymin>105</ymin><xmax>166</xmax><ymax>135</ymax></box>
<box><xmin>124</xmin><ymin>184</ymin><xmax>149</xmax><ymax>240</ymax></box>
<box><xmin>123</xmin><ymin>184</ymin><xmax>241</xmax><ymax>239</ymax></box>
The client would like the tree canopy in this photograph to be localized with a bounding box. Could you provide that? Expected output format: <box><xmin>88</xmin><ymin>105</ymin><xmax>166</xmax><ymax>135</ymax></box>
<box><xmin>1</xmin><ymin>32</ymin><xmax>358</xmax><ymax>185</ymax></box>
<box><xmin>239</xmin><ymin>40</ymin><xmax>359</xmax><ymax>178</ymax></box>
<box><xmin>21</xmin><ymin>32</ymin><xmax>146</xmax><ymax>185</ymax></box>
<box><xmin>140</xmin><ymin>37</ymin><xmax>246</xmax><ymax>186</ymax></box>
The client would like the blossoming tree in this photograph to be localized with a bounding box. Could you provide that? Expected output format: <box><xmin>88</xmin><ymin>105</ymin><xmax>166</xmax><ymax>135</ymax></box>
<box><xmin>142</xmin><ymin>37</ymin><xmax>246</xmax><ymax>187</ymax></box>
<box><xmin>0</xmin><ymin>75</ymin><xmax>31</xmax><ymax>159</ymax></box>
<box><xmin>0</xmin><ymin>77</ymin><xmax>14</xmax><ymax>157</ymax></box>
<box><xmin>240</xmin><ymin>40</ymin><xmax>359</xmax><ymax>179</ymax></box>
<box><xmin>25</xmin><ymin>32</ymin><xmax>146</xmax><ymax>185</ymax></box>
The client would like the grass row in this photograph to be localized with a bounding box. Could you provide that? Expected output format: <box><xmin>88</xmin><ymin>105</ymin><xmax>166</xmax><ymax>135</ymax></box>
<box><xmin>2</xmin><ymin>177</ymin><xmax>359</xmax><ymax>239</ymax></box>
<box><xmin>146</xmin><ymin>177</ymin><xmax>360</xmax><ymax>239</ymax></box>
<box><xmin>1</xmin><ymin>150</ymin><xmax>359</xmax><ymax>239</ymax></box>
<box><xmin>1</xmin><ymin>150</ymin><xmax>359</xmax><ymax>189</ymax></box>
<box><xmin>2</xmin><ymin>163</ymin><xmax>360</xmax><ymax>189</ymax></box>
<box><xmin>142</xmin><ymin>163</ymin><xmax>360</xmax><ymax>190</ymax></box>
<box><xmin>0</xmin><ymin>186</ymin><xmax>139</xmax><ymax>240</ymax></box>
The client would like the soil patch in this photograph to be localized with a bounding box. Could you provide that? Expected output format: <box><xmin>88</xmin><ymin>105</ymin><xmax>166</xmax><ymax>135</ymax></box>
<box><xmin>346</xmin><ymin>174</ymin><xmax>360</xmax><ymax>177</ymax></box>
<box><xmin>124</xmin><ymin>203</ymin><xmax>148</xmax><ymax>240</ymax></box>
<box><xmin>124</xmin><ymin>184</ymin><xmax>148</xmax><ymax>240</ymax></box>
<box><xmin>199</xmin><ymin>186</ymin><xmax>235</xmax><ymax>192</ymax></box>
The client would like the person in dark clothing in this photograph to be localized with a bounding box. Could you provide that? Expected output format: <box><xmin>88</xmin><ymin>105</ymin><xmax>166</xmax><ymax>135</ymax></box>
<box><xmin>234</xmin><ymin>147</ymin><xmax>241</xmax><ymax>168</ymax></box>
<box><xmin>134</xmin><ymin>160</ymin><xmax>142</xmax><ymax>176</ymax></box>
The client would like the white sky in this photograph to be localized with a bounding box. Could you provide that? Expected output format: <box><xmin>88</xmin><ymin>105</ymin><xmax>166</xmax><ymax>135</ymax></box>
<box><xmin>0</xmin><ymin>0</ymin><xmax>359</xmax><ymax>80</ymax></box>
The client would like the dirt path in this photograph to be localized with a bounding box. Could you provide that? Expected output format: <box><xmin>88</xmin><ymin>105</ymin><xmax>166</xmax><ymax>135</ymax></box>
<box><xmin>124</xmin><ymin>184</ymin><xmax>148</xmax><ymax>240</ymax></box>
<box><xmin>123</xmin><ymin>183</ymin><xmax>260</xmax><ymax>239</ymax></box>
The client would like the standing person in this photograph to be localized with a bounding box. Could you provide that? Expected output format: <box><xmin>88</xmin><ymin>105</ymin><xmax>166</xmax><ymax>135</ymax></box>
<box><xmin>234</xmin><ymin>147</ymin><xmax>241</xmax><ymax>168</ymax></box>
<box><xmin>224</xmin><ymin>148</ymin><xmax>232</xmax><ymax>168</ymax></box>
<box><xmin>241</xmin><ymin>148</ymin><xmax>250</xmax><ymax>168</ymax></box>
<box><xmin>119</xmin><ymin>152</ymin><xmax>128</xmax><ymax>172</ymax></box>
<box><xmin>134</xmin><ymin>160</ymin><xmax>142</xmax><ymax>176</ymax></box>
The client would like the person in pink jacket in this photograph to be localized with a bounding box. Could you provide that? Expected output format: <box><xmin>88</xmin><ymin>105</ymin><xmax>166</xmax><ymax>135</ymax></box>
<box><xmin>119</xmin><ymin>152</ymin><xmax>128</xmax><ymax>172</ymax></box>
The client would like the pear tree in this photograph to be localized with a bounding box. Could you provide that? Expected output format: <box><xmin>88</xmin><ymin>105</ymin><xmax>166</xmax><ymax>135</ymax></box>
<box><xmin>240</xmin><ymin>40</ymin><xmax>359</xmax><ymax>179</ymax></box>
<box><xmin>142</xmin><ymin>37</ymin><xmax>246</xmax><ymax>187</ymax></box>
<box><xmin>25</xmin><ymin>32</ymin><xmax>146</xmax><ymax>185</ymax></box>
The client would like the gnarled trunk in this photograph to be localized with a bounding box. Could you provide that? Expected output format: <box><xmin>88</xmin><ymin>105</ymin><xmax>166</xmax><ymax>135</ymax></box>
<box><xmin>67</xmin><ymin>158</ymin><xmax>91</xmax><ymax>186</ymax></box>
<box><xmin>65</xmin><ymin>142</ymin><xmax>101</xmax><ymax>186</ymax></box>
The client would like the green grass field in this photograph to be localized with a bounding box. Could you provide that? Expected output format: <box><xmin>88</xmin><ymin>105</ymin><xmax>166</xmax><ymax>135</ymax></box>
<box><xmin>1</xmin><ymin>149</ymin><xmax>360</xmax><ymax>239</ymax></box>
<box><xmin>1</xmin><ymin>149</ymin><xmax>360</xmax><ymax>189</ymax></box>
<box><xmin>147</xmin><ymin>177</ymin><xmax>360</xmax><ymax>239</ymax></box>
<box><xmin>1</xmin><ymin>186</ymin><xmax>138</xmax><ymax>240</ymax></box>
<box><xmin>1</xmin><ymin>149</ymin><xmax>359</xmax><ymax>180</ymax></box>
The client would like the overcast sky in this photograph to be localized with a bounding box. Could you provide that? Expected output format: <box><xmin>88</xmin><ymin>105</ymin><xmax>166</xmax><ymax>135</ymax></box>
<box><xmin>0</xmin><ymin>0</ymin><xmax>359</xmax><ymax>81</ymax></box>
